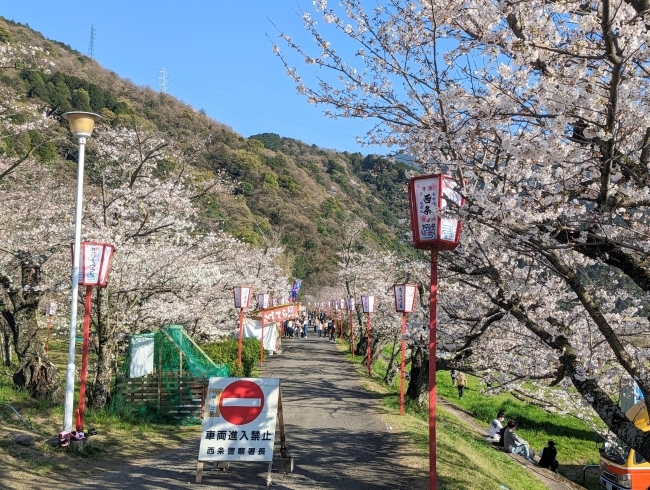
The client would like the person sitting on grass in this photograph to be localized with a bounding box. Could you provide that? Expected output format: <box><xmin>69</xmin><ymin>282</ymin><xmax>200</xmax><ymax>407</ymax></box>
<box><xmin>503</xmin><ymin>421</ymin><xmax>535</xmax><ymax>463</ymax></box>
<box><xmin>488</xmin><ymin>411</ymin><xmax>505</xmax><ymax>443</ymax></box>
<box><xmin>538</xmin><ymin>440</ymin><xmax>559</xmax><ymax>472</ymax></box>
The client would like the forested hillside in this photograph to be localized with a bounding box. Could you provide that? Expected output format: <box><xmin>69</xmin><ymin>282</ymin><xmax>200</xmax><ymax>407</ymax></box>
<box><xmin>0</xmin><ymin>16</ymin><xmax>412</xmax><ymax>285</ymax></box>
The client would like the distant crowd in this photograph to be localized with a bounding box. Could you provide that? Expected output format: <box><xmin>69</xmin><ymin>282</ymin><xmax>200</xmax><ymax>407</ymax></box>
<box><xmin>282</xmin><ymin>311</ymin><xmax>338</xmax><ymax>343</ymax></box>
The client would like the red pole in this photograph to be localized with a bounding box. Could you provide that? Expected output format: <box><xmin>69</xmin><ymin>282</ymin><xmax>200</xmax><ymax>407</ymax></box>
<box><xmin>45</xmin><ymin>315</ymin><xmax>53</xmax><ymax>354</ymax></box>
<box><xmin>238</xmin><ymin>308</ymin><xmax>244</xmax><ymax>368</ymax></box>
<box><xmin>350</xmin><ymin>310</ymin><xmax>354</xmax><ymax>358</ymax></box>
<box><xmin>260</xmin><ymin>315</ymin><xmax>265</xmax><ymax>364</ymax></box>
<box><xmin>400</xmin><ymin>311</ymin><xmax>407</xmax><ymax>416</ymax></box>
<box><xmin>366</xmin><ymin>313</ymin><xmax>372</xmax><ymax>377</ymax></box>
<box><xmin>430</xmin><ymin>250</ymin><xmax>439</xmax><ymax>490</ymax></box>
<box><xmin>77</xmin><ymin>285</ymin><xmax>92</xmax><ymax>431</ymax></box>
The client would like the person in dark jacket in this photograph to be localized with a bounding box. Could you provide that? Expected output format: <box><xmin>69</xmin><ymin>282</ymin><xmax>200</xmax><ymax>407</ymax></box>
<box><xmin>538</xmin><ymin>440</ymin><xmax>558</xmax><ymax>471</ymax></box>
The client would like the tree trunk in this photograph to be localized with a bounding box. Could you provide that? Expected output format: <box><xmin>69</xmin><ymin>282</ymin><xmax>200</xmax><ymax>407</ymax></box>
<box><xmin>407</xmin><ymin>344</ymin><xmax>429</xmax><ymax>407</ymax></box>
<box><xmin>90</xmin><ymin>286</ymin><xmax>115</xmax><ymax>409</ymax></box>
<box><xmin>1</xmin><ymin>322</ymin><xmax>11</xmax><ymax>366</ymax></box>
<box><xmin>5</xmin><ymin>257</ymin><xmax>62</xmax><ymax>400</ymax></box>
<box><xmin>383</xmin><ymin>334</ymin><xmax>400</xmax><ymax>384</ymax></box>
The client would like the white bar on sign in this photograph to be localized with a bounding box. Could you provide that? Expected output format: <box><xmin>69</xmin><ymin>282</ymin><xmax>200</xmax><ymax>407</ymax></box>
<box><xmin>221</xmin><ymin>398</ymin><xmax>262</xmax><ymax>407</ymax></box>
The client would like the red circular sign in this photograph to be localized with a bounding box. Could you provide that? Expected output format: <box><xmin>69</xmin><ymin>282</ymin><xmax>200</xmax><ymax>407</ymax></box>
<box><xmin>219</xmin><ymin>380</ymin><xmax>265</xmax><ymax>425</ymax></box>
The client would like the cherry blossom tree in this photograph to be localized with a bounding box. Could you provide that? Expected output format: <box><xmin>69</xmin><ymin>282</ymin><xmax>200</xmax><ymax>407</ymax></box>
<box><xmin>276</xmin><ymin>0</ymin><xmax>650</xmax><ymax>458</ymax></box>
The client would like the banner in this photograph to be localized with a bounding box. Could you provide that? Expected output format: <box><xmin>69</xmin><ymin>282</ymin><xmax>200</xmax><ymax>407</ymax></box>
<box><xmin>289</xmin><ymin>279</ymin><xmax>302</xmax><ymax>302</ymax></box>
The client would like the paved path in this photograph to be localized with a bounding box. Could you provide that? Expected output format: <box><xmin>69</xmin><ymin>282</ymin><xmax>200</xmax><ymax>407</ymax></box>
<box><xmin>36</xmin><ymin>336</ymin><xmax>428</xmax><ymax>489</ymax></box>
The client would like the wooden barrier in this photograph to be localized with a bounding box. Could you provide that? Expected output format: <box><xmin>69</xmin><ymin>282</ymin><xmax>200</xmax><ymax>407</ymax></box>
<box><xmin>114</xmin><ymin>373</ymin><xmax>207</xmax><ymax>418</ymax></box>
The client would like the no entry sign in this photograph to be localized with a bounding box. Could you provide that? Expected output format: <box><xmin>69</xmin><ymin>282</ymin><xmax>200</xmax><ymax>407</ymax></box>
<box><xmin>198</xmin><ymin>377</ymin><xmax>279</xmax><ymax>463</ymax></box>
<box><xmin>219</xmin><ymin>380</ymin><xmax>264</xmax><ymax>425</ymax></box>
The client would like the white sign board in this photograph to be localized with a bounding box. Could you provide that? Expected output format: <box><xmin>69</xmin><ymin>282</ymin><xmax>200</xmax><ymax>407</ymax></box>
<box><xmin>198</xmin><ymin>377</ymin><xmax>279</xmax><ymax>462</ymax></box>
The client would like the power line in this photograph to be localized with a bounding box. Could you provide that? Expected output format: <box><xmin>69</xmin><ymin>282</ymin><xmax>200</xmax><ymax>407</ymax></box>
<box><xmin>88</xmin><ymin>25</ymin><xmax>96</xmax><ymax>60</ymax></box>
<box><xmin>158</xmin><ymin>68</ymin><xmax>167</xmax><ymax>94</ymax></box>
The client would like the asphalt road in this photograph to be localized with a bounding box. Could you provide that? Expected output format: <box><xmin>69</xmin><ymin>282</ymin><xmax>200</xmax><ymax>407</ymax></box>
<box><xmin>41</xmin><ymin>335</ymin><xmax>429</xmax><ymax>489</ymax></box>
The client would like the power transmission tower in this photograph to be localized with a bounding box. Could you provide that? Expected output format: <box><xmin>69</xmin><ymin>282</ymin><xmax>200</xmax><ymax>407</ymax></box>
<box><xmin>158</xmin><ymin>68</ymin><xmax>167</xmax><ymax>94</ymax></box>
<box><xmin>88</xmin><ymin>25</ymin><xmax>96</xmax><ymax>59</ymax></box>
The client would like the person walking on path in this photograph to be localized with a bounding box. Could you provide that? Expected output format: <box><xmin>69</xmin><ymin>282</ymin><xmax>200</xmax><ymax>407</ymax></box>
<box><xmin>456</xmin><ymin>371</ymin><xmax>467</xmax><ymax>398</ymax></box>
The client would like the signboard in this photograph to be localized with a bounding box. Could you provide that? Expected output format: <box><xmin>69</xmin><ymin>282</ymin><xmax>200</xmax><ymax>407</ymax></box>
<box><xmin>45</xmin><ymin>302</ymin><xmax>58</xmax><ymax>316</ymax></box>
<box><xmin>198</xmin><ymin>377</ymin><xmax>280</xmax><ymax>462</ymax></box>
<box><xmin>261</xmin><ymin>304</ymin><xmax>298</xmax><ymax>324</ymax></box>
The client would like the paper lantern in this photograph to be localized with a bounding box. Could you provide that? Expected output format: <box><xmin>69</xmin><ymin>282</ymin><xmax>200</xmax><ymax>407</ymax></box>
<box><xmin>258</xmin><ymin>294</ymin><xmax>271</xmax><ymax>309</ymax></box>
<box><xmin>408</xmin><ymin>174</ymin><xmax>464</xmax><ymax>251</ymax></box>
<box><xmin>361</xmin><ymin>295</ymin><xmax>375</xmax><ymax>314</ymax></box>
<box><xmin>394</xmin><ymin>284</ymin><xmax>418</xmax><ymax>313</ymax></box>
<box><xmin>233</xmin><ymin>286</ymin><xmax>253</xmax><ymax>309</ymax></box>
<box><xmin>346</xmin><ymin>298</ymin><xmax>355</xmax><ymax>311</ymax></box>
<box><xmin>72</xmin><ymin>242</ymin><xmax>114</xmax><ymax>287</ymax></box>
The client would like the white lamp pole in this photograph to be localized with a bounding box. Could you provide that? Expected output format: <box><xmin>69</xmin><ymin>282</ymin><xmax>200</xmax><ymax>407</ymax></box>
<box><xmin>61</xmin><ymin>111</ymin><xmax>102</xmax><ymax>432</ymax></box>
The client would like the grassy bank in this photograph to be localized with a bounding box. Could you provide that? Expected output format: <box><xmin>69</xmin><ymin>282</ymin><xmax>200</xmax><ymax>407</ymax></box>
<box><xmin>346</xmin><ymin>347</ymin><xmax>548</xmax><ymax>490</ymax></box>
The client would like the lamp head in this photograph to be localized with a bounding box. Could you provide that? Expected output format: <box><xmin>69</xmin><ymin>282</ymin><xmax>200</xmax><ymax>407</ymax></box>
<box><xmin>62</xmin><ymin>111</ymin><xmax>102</xmax><ymax>138</ymax></box>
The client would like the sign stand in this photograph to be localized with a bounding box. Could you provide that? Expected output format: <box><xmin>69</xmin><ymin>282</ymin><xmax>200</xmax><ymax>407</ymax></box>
<box><xmin>195</xmin><ymin>378</ymin><xmax>291</xmax><ymax>487</ymax></box>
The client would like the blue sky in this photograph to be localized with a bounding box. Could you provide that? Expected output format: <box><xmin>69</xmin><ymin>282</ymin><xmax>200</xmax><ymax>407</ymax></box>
<box><xmin>2</xmin><ymin>1</ymin><xmax>384</xmax><ymax>154</ymax></box>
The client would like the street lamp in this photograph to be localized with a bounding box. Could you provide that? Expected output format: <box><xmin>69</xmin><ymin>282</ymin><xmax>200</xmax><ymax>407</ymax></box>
<box><xmin>408</xmin><ymin>173</ymin><xmax>464</xmax><ymax>490</ymax></box>
<box><xmin>74</xmin><ymin>241</ymin><xmax>114</xmax><ymax>431</ymax></box>
<box><xmin>233</xmin><ymin>286</ymin><xmax>253</xmax><ymax>368</ymax></box>
<box><xmin>257</xmin><ymin>294</ymin><xmax>271</xmax><ymax>364</ymax></box>
<box><xmin>394</xmin><ymin>283</ymin><xmax>417</xmax><ymax>416</ymax></box>
<box><xmin>346</xmin><ymin>298</ymin><xmax>356</xmax><ymax>358</ymax></box>
<box><xmin>61</xmin><ymin>111</ymin><xmax>102</xmax><ymax>433</ymax></box>
<box><xmin>361</xmin><ymin>295</ymin><xmax>375</xmax><ymax>377</ymax></box>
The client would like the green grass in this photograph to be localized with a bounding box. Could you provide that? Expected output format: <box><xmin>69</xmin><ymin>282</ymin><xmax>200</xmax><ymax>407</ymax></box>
<box><xmin>339</xmin><ymin>338</ymin><xmax>603</xmax><ymax>489</ymax></box>
<box><xmin>436</xmin><ymin>371</ymin><xmax>600</xmax><ymax>466</ymax></box>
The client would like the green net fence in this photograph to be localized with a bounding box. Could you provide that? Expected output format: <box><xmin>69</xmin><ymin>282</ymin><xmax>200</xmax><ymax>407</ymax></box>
<box><xmin>110</xmin><ymin>325</ymin><xmax>230</xmax><ymax>422</ymax></box>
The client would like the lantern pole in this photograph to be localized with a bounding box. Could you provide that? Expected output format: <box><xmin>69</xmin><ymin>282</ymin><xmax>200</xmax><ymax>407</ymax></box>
<box><xmin>238</xmin><ymin>307</ymin><xmax>244</xmax><ymax>368</ymax></box>
<box><xmin>260</xmin><ymin>314</ymin><xmax>265</xmax><ymax>365</ymax></box>
<box><xmin>77</xmin><ymin>285</ymin><xmax>93</xmax><ymax>430</ymax></box>
<box><xmin>349</xmin><ymin>309</ymin><xmax>354</xmax><ymax>358</ymax></box>
<box><xmin>366</xmin><ymin>312</ymin><xmax>372</xmax><ymax>378</ymax></box>
<box><xmin>400</xmin><ymin>311</ymin><xmax>407</xmax><ymax>416</ymax></box>
<box><xmin>45</xmin><ymin>313</ymin><xmax>53</xmax><ymax>355</ymax></box>
<box><xmin>430</xmin><ymin>249</ymin><xmax>439</xmax><ymax>490</ymax></box>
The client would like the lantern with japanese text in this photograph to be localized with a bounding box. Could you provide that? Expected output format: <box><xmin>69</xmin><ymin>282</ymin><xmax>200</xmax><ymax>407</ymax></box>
<box><xmin>233</xmin><ymin>286</ymin><xmax>253</xmax><ymax>309</ymax></box>
<box><xmin>394</xmin><ymin>284</ymin><xmax>418</xmax><ymax>416</ymax></box>
<box><xmin>233</xmin><ymin>286</ymin><xmax>253</xmax><ymax>367</ymax></box>
<box><xmin>44</xmin><ymin>302</ymin><xmax>57</xmax><ymax>355</ymax></box>
<box><xmin>258</xmin><ymin>294</ymin><xmax>271</xmax><ymax>309</ymax></box>
<box><xmin>408</xmin><ymin>174</ymin><xmax>464</xmax><ymax>251</ymax></box>
<box><xmin>347</xmin><ymin>298</ymin><xmax>356</xmax><ymax>357</ymax></box>
<box><xmin>408</xmin><ymin>173</ymin><xmax>465</xmax><ymax>488</ymax></box>
<box><xmin>69</xmin><ymin>241</ymin><xmax>114</xmax><ymax>433</ymax></box>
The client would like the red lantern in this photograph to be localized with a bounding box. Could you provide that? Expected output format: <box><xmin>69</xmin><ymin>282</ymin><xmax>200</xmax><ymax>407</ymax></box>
<box><xmin>394</xmin><ymin>284</ymin><xmax>417</xmax><ymax>313</ymax></box>
<box><xmin>408</xmin><ymin>174</ymin><xmax>464</xmax><ymax>251</ymax></box>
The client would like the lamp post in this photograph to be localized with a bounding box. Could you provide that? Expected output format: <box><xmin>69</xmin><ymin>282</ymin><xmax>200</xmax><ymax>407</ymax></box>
<box><xmin>338</xmin><ymin>299</ymin><xmax>346</xmax><ymax>338</ymax></box>
<box><xmin>233</xmin><ymin>286</ymin><xmax>253</xmax><ymax>368</ymax></box>
<box><xmin>74</xmin><ymin>241</ymin><xmax>114</xmax><ymax>431</ymax></box>
<box><xmin>346</xmin><ymin>298</ymin><xmax>355</xmax><ymax>358</ymax></box>
<box><xmin>257</xmin><ymin>294</ymin><xmax>270</xmax><ymax>364</ymax></box>
<box><xmin>361</xmin><ymin>295</ymin><xmax>375</xmax><ymax>377</ymax></box>
<box><xmin>394</xmin><ymin>283</ymin><xmax>417</xmax><ymax>416</ymax></box>
<box><xmin>61</xmin><ymin>111</ymin><xmax>102</xmax><ymax>433</ymax></box>
<box><xmin>408</xmin><ymin>173</ymin><xmax>464</xmax><ymax>490</ymax></box>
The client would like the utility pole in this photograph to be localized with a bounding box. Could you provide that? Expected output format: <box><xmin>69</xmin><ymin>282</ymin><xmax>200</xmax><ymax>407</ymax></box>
<box><xmin>88</xmin><ymin>25</ymin><xmax>96</xmax><ymax>60</ymax></box>
<box><xmin>158</xmin><ymin>68</ymin><xmax>167</xmax><ymax>94</ymax></box>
